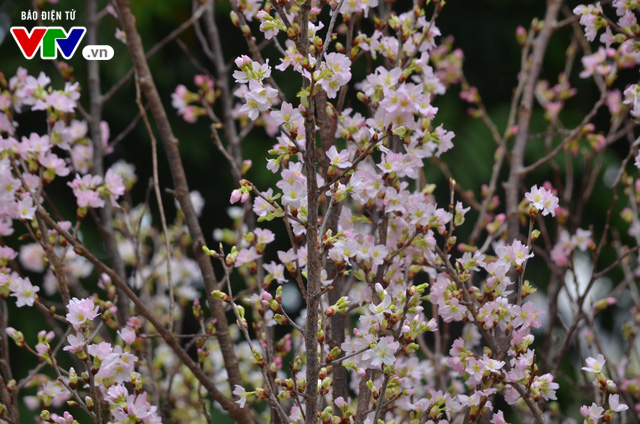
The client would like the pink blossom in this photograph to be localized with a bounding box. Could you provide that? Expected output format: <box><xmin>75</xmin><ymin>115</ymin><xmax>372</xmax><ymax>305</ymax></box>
<box><xmin>100</xmin><ymin>121</ymin><xmax>111</xmax><ymax>151</ymax></box>
<box><xmin>257</xmin><ymin>10</ymin><xmax>282</xmax><ymax>39</ymax></box>
<box><xmin>253</xmin><ymin>188</ymin><xmax>275</xmax><ymax>216</ymax></box>
<box><xmin>317</xmin><ymin>53</ymin><xmax>352</xmax><ymax>98</ymax></box>
<box><xmin>0</xmin><ymin>246</ymin><xmax>17</xmax><ymax>264</ymax></box>
<box><xmin>491</xmin><ymin>410</ymin><xmax>507</xmax><ymax>424</ymax></box>
<box><xmin>45</xmin><ymin>91</ymin><xmax>76</xmax><ymax>112</ymax></box>
<box><xmin>118</xmin><ymin>327</ymin><xmax>137</xmax><ymax>345</ymax></box>
<box><xmin>326</xmin><ymin>146</ymin><xmax>352</xmax><ymax>169</ymax></box>
<box><xmin>370</xmin><ymin>336</ymin><xmax>399</xmax><ymax>368</ymax></box>
<box><xmin>19</xmin><ymin>132</ymin><xmax>51</xmax><ymax>158</ymax></box>
<box><xmin>510</xmin><ymin>301</ymin><xmax>543</xmax><ymax>330</ymax></box>
<box><xmin>23</xmin><ymin>72</ymin><xmax>51</xmax><ymax>100</ymax></box>
<box><xmin>19</xmin><ymin>243</ymin><xmax>46</xmax><ymax>272</ymax></box>
<box><xmin>233</xmin><ymin>385</ymin><xmax>248</xmax><ymax>408</ymax></box>
<box><xmin>482</xmin><ymin>354</ymin><xmax>505</xmax><ymax>374</ymax></box>
<box><xmin>609</xmin><ymin>393</ymin><xmax>628</xmax><ymax>412</ymax></box>
<box><xmin>572</xmin><ymin>228</ymin><xmax>592</xmax><ymax>250</ymax></box>
<box><xmin>254</xmin><ymin>228</ymin><xmax>275</xmax><ymax>244</ymax></box>
<box><xmin>181</xmin><ymin>105</ymin><xmax>200</xmax><ymax>123</ymax></box>
<box><xmin>87</xmin><ymin>341</ymin><xmax>113</xmax><ymax>360</ymax></box>
<box><xmin>532</xmin><ymin>373</ymin><xmax>559</xmax><ymax>401</ymax></box>
<box><xmin>465</xmin><ymin>357</ymin><xmax>485</xmax><ymax>385</ymax></box>
<box><xmin>623</xmin><ymin>84</ymin><xmax>640</xmax><ymax>117</ymax></box>
<box><xmin>271</xmin><ymin>102</ymin><xmax>302</xmax><ymax>132</ymax></box>
<box><xmin>440</xmin><ymin>297</ymin><xmax>468</xmax><ymax>322</ymax></box>
<box><xmin>66</xmin><ymin>297</ymin><xmax>100</xmax><ymax>330</ymax></box>
<box><xmin>68</xmin><ymin>174</ymin><xmax>105</xmax><ymax>209</ymax></box>
<box><xmin>235</xmin><ymin>247</ymin><xmax>261</xmax><ymax>266</ymax></box>
<box><xmin>63</xmin><ymin>333</ymin><xmax>86</xmax><ymax>354</ymax></box>
<box><xmin>171</xmin><ymin>84</ymin><xmax>190</xmax><ymax>113</ymax></box>
<box><xmin>582</xmin><ymin>354</ymin><xmax>606</xmax><ymax>373</ymax></box>
<box><xmin>105</xmin><ymin>169</ymin><xmax>125</xmax><ymax>207</ymax></box>
<box><xmin>38</xmin><ymin>152</ymin><xmax>70</xmax><ymax>177</ymax></box>
<box><xmin>115</xmin><ymin>28</ymin><xmax>126</xmax><ymax>43</ymax></box>
<box><xmin>573</xmin><ymin>3</ymin><xmax>604</xmax><ymax>41</ymax></box>
<box><xmin>281</xmin><ymin>181</ymin><xmax>306</xmax><ymax>209</ymax></box>
<box><xmin>525</xmin><ymin>184</ymin><xmax>559</xmax><ymax>216</ymax></box>
<box><xmin>233</xmin><ymin>56</ymin><xmax>271</xmax><ymax>83</ymax></box>
<box><xmin>108</xmin><ymin>385</ymin><xmax>161</xmax><ymax>423</ymax></box>
<box><xmin>240</xmin><ymin>80</ymin><xmax>278</xmax><ymax>120</ymax></box>
<box><xmin>98</xmin><ymin>346</ymin><xmax>138</xmax><ymax>383</ymax></box>
<box><xmin>17</xmin><ymin>196</ymin><xmax>36</xmax><ymax>220</ymax></box>
<box><xmin>230</xmin><ymin>188</ymin><xmax>249</xmax><ymax>204</ymax></box>
<box><xmin>70</xmin><ymin>144</ymin><xmax>93</xmax><ymax>173</ymax></box>
<box><xmin>580</xmin><ymin>403</ymin><xmax>604</xmax><ymax>422</ymax></box>
<box><xmin>263</xmin><ymin>261</ymin><xmax>286</xmax><ymax>284</ymax></box>
<box><xmin>9</xmin><ymin>275</ymin><xmax>39</xmax><ymax>307</ymax></box>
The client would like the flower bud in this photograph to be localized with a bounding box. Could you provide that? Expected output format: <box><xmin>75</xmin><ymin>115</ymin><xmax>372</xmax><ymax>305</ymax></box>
<box><xmin>211</xmin><ymin>290</ymin><xmax>231</xmax><ymax>302</ymax></box>
<box><xmin>230</xmin><ymin>11</ymin><xmax>240</xmax><ymax>26</ymax></box>
<box><xmin>6</xmin><ymin>328</ymin><xmax>25</xmax><ymax>347</ymax></box>
<box><xmin>69</xmin><ymin>369</ymin><xmax>78</xmax><ymax>390</ymax></box>
<box><xmin>292</xmin><ymin>356</ymin><xmax>302</xmax><ymax>372</ymax></box>
<box><xmin>274</xmin><ymin>314</ymin><xmax>287</xmax><ymax>325</ymax></box>
<box><xmin>595</xmin><ymin>297</ymin><xmax>616</xmax><ymax>311</ymax></box>
<box><xmin>192</xmin><ymin>299</ymin><xmax>202</xmax><ymax>320</ymax></box>
<box><xmin>85</xmin><ymin>396</ymin><xmax>94</xmax><ymax>411</ymax></box>
<box><xmin>516</xmin><ymin>26</ymin><xmax>527</xmax><ymax>46</ymax></box>
<box><xmin>327</xmin><ymin>346</ymin><xmax>341</xmax><ymax>362</ymax></box>
<box><xmin>256</xmin><ymin>387</ymin><xmax>268</xmax><ymax>399</ymax></box>
<box><xmin>521</xmin><ymin>280</ymin><xmax>537</xmax><ymax>298</ymax></box>
<box><xmin>252</xmin><ymin>349</ymin><xmax>265</xmax><ymax>366</ymax></box>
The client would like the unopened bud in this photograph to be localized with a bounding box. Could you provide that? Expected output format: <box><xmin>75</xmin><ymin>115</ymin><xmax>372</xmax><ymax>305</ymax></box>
<box><xmin>516</xmin><ymin>26</ymin><xmax>527</xmax><ymax>46</ymax></box>
<box><xmin>292</xmin><ymin>356</ymin><xmax>302</xmax><ymax>372</ymax></box>
<box><xmin>211</xmin><ymin>290</ymin><xmax>231</xmax><ymax>302</ymax></box>
<box><xmin>274</xmin><ymin>314</ymin><xmax>287</xmax><ymax>325</ymax></box>
<box><xmin>230</xmin><ymin>11</ymin><xmax>240</xmax><ymax>27</ymax></box>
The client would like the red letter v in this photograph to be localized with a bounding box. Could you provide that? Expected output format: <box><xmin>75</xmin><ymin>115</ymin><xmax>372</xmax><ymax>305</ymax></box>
<box><xmin>10</xmin><ymin>27</ymin><xmax>47</xmax><ymax>59</ymax></box>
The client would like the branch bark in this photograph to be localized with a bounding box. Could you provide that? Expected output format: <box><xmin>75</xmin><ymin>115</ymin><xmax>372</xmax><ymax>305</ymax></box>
<box><xmin>505</xmin><ymin>0</ymin><xmax>563</xmax><ymax>242</ymax></box>
<box><xmin>113</xmin><ymin>2</ymin><xmax>251</xmax><ymax>421</ymax></box>
<box><xmin>87</xmin><ymin>0</ymin><xmax>129</xmax><ymax>325</ymax></box>
<box><xmin>316</xmin><ymin>89</ymin><xmax>348</xmax><ymax>413</ymax></box>
<box><xmin>36</xmin><ymin>211</ymin><xmax>249</xmax><ymax>422</ymax></box>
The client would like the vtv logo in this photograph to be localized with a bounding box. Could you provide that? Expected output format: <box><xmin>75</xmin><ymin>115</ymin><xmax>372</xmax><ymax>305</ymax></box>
<box><xmin>10</xmin><ymin>26</ymin><xmax>87</xmax><ymax>60</ymax></box>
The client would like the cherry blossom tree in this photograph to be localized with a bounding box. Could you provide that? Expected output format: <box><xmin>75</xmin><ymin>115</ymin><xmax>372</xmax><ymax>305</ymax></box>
<box><xmin>0</xmin><ymin>0</ymin><xmax>639</xmax><ymax>423</ymax></box>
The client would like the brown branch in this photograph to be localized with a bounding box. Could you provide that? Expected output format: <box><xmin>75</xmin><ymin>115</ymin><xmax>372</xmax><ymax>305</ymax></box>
<box><xmin>519</xmin><ymin>94</ymin><xmax>606</xmax><ymax>175</ymax></box>
<box><xmin>505</xmin><ymin>0</ymin><xmax>563</xmax><ymax>242</ymax></box>
<box><xmin>134</xmin><ymin>82</ymin><xmax>175</xmax><ymax>330</ymax></box>
<box><xmin>35</xmin><ymin>210</ymin><xmax>248</xmax><ymax>421</ymax></box>
<box><xmin>103</xmin><ymin>3</ymin><xmax>208</xmax><ymax>103</ymax></box>
<box><xmin>433</xmin><ymin>245</ymin><xmax>548</xmax><ymax>424</ymax></box>
<box><xmin>294</xmin><ymin>0</ymin><xmax>323</xmax><ymax>420</ymax></box>
<box><xmin>354</xmin><ymin>369</ymin><xmax>374</xmax><ymax>424</ymax></box>
<box><xmin>201</xmin><ymin>0</ymin><xmax>243</xmax><ymax>181</ymax></box>
<box><xmin>109</xmin><ymin>109</ymin><xmax>144</xmax><ymax>150</ymax></box>
<box><xmin>114</xmin><ymin>2</ymin><xmax>251</xmax><ymax>421</ymax></box>
<box><xmin>0</xmin><ymin>300</ymin><xmax>19</xmax><ymax>423</ymax></box>
<box><xmin>87</xmin><ymin>0</ymin><xmax>129</xmax><ymax>326</ymax></box>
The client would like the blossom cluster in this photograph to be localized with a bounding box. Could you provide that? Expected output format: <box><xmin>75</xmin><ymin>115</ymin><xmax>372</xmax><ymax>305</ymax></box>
<box><xmin>0</xmin><ymin>0</ymin><xmax>639</xmax><ymax>422</ymax></box>
<box><xmin>0</xmin><ymin>65</ymin><xmax>212</xmax><ymax>423</ymax></box>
